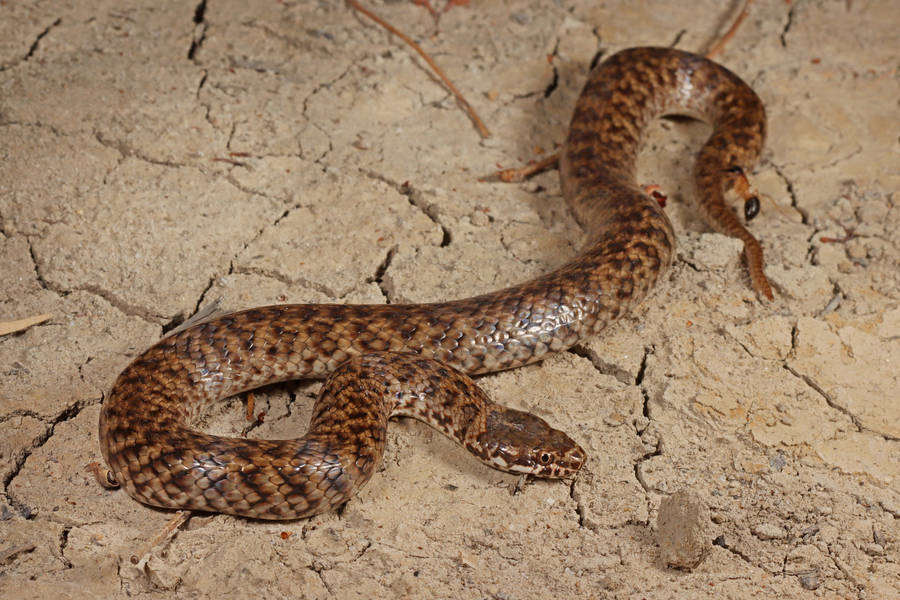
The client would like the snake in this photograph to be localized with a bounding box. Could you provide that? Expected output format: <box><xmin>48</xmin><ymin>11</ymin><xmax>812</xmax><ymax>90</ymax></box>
<box><xmin>99</xmin><ymin>47</ymin><xmax>771</xmax><ymax>520</ymax></box>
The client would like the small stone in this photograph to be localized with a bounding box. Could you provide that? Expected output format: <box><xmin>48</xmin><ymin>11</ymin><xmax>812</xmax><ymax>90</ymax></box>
<box><xmin>798</xmin><ymin>571</ymin><xmax>820</xmax><ymax>590</ymax></box>
<box><xmin>510</xmin><ymin>11</ymin><xmax>530</xmax><ymax>24</ymax></box>
<box><xmin>633</xmin><ymin>416</ymin><xmax>650</xmax><ymax>431</ymax></box>
<box><xmin>799</xmin><ymin>524</ymin><xmax>820</xmax><ymax>541</ymax></box>
<box><xmin>769</xmin><ymin>451</ymin><xmax>787</xmax><ymax>472</ymax></box>
<box><xmin>657</xmin><ymin>489</ymin><xmax>711</xmax><ymax>570</ymax></box>
<box><xmin>603</xmin><ymin>413</ymin><xmax>626</xmax><ymax>427</ymax></box>
<box><xmin>470</xmin><ymin>209</ymin><xmax>490</xmax><ymax>226</ymax></box>
<box><xmin>864</xmin><ymin>543</ymin><xmax>884</xmax><ymax>556</ymax></box>
<box><xmin>751</xmin><ymin>522</ymin><xmax>787</xmax><ymax>540</ymax></box>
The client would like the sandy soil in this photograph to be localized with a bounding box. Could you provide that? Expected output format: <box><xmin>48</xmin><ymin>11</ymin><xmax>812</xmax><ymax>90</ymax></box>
<box><xmin>1</xmin><ymin>1</ymin><xmax>898</xmax><ymax>598</ymax></box>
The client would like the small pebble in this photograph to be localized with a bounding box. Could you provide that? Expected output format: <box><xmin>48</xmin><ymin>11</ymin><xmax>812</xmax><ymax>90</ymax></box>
<box><xmin>510</xmin><ymin>11</ymin><xmax>530</xmax><ymax>24</ymax></box>
<box><xmin>470</xmin><ymin>209</ymin><xmax>490</xmax><ymax>226</ymax></box>
<box><xmin>769</xmin><ymin>451</ymin><xmax>787</xmax><ymax>472</ymax></box>
<box><xmin>751</xmin><ymin>522</ymin><xmax>787</xmax><ymax>540</ymax></box>
<box><xmin>657</xmin><ymin>489</ymin><xmax>711</xmax><ymax>570</ymax></box>
<box><xmin>798</xmin><ymin>571</ymin><xmax>820</xmax><ymax>590</ymax></box>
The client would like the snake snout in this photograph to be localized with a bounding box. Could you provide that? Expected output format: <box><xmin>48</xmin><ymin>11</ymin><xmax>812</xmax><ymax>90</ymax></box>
<box><xmin>534</xmin><ymin>435</ymin><xmax>586</xmax><ymax>479</ymax></box>
<box><xmin>553</xmin><ymin>441</ymin><xmax>587</xmax><ymax>478</ymax></box>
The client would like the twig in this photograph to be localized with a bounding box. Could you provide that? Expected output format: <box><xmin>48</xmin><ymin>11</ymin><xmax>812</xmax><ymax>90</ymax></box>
<box><xmin>819</xmin><ymin>227</ymin><xmax>858</xmax><ymax>244</ymax></box>
<box><xmin>484</xmin><ymin>153</ymin><xmax>559</xmax><ymax>182</ymax></box>
<box><xmin>130</xmin><ymin>511</ymin><xmax>191</xmax><ymax>566</ymax></box>
<box><xmin>705</xmin><ymin>0</ymin><xmax>753</xmax><ymax>59</ymax></box>
<box><xmin>245</xmin><ymin>391</ymin><xmax>256</xmax><ymax>421</ymax></box>
<box><xmin>347</xmin><ymin>0</ymin><xmax>490</xmax><ymax>138</ymax></box>
<box><xmin>0</xmin><ymin>313</ymin><xmax>52</xmax><ymax>336</ymax></box>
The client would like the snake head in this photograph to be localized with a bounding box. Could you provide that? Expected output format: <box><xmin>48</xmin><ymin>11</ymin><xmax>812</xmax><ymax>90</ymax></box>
<box><xmin>474</xmin><ymin>407</ymin><xmax>586</xmax><ymax>479</ymax></box>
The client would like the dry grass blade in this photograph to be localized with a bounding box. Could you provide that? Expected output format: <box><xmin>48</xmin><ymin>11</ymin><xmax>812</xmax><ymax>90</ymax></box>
<box><xmin>0</xmin><ymin>313</ymin><xmax>52</xmax><ymax>336</ymax></box>
<box><xmin>130</xmin><ymin>510</ymin><xmax>191</xmax><ymax>566</ymax></box>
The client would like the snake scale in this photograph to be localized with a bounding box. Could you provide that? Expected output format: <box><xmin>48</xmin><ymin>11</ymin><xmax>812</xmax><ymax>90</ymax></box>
<box><xmin>99</xmin><ymin>47</ymin><xmax>771</xmax><ymax>520</ymax></box>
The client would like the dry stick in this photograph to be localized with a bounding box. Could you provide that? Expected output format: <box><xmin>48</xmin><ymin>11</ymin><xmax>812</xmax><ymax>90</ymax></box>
<box><xmin>0</xmin><ymin>313</ymin><xmax>52</xmax><ymax>336</ymax></box>
<box><xmin>347</xmin><ymin>0</ymin><xmax>490</xmax><ymax>138</ymax></box>
<box><xmin>245</xmin><ymin>391</ymin><xmax>256</xmax><ymax>421</ymax></box>
<box><xmin>705</xmin><ymin>0</ymin><xmax>753</xmax><ymax>59</ymax></box>
<box><xmin>130</xmin><ymin>510</ymin><xmax>191</xmax><ymax>566</ymax></box>
<box><xmin>486</xmin><ymin>153</ymin><xmax>559</xmax><ymax>183</ymax></box>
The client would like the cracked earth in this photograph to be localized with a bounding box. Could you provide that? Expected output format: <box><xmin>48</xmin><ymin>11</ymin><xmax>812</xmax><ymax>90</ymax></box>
<box><xmin>1</xmin><ymin>1</ymin><xmax>898</xmax><ymax>598</ymax></box>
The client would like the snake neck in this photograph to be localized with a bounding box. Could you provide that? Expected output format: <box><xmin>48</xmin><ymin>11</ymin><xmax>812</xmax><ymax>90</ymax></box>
<box><xmin>559</xmin><ymin>47</ymin><xmax>765</xmax><ymax>259</ymax></box>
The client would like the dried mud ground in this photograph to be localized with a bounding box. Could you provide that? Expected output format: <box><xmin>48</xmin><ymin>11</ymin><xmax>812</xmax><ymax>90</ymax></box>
<box><xmin>1</xmin><ymin>1</ymin><xmax>898</xmax><ymax>598</ymax></box>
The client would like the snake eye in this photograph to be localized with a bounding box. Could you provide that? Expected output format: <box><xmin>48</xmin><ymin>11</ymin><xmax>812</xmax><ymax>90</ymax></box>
<box><xmin>540</xmin><ymin>452</ymin><xmax>552</xmax><ymax>464</ymax></box>
<box><xmin>744</xmin><ymin>196</ymin><xmax>760</xmax><ymax>221</ymax></box>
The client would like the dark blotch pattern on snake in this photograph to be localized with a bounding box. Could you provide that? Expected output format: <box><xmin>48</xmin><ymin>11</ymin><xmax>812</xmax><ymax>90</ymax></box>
<box><xmin>99</xmin><ymin>47</ymin><xmax>771</xmax><ymax>520</ymax></box>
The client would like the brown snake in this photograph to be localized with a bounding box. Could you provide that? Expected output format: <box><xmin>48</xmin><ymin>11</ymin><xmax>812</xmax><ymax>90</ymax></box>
<box><xmin>99</xmin><ymin>48</ymin><xmax>771</xmax><ymax>520</ymax></box>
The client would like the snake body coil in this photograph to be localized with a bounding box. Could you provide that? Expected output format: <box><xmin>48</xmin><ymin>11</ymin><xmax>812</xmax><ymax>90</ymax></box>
<box><xmin>99</xmin><ymin>48</ymin><xmax>769</xmax><ymax>520</ymax></box>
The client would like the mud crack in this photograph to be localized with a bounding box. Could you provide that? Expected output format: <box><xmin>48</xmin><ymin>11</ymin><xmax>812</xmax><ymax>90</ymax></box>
<box><xmin>187</xmin><ymin>0</ymin><xmax>208</xmax><ymax>61</ymax></box>
<box><xmin>360</xmin><ymin>169</ymin><xmax>451</xmax><ymax>247</ymax></box>
<box><xmin>2</xmin><ymin>400</ymin><xmax>87</xmax><ymax>519</ymax></box>
<box><xmin>0</xmin><ymin>17</ymin><xmax>60</xmax><ymax>72</ymax></box>
<box><xmin>368</xmin><ymin>245</ymin><xmax>398</xmax><ymax>303</ymax></box>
